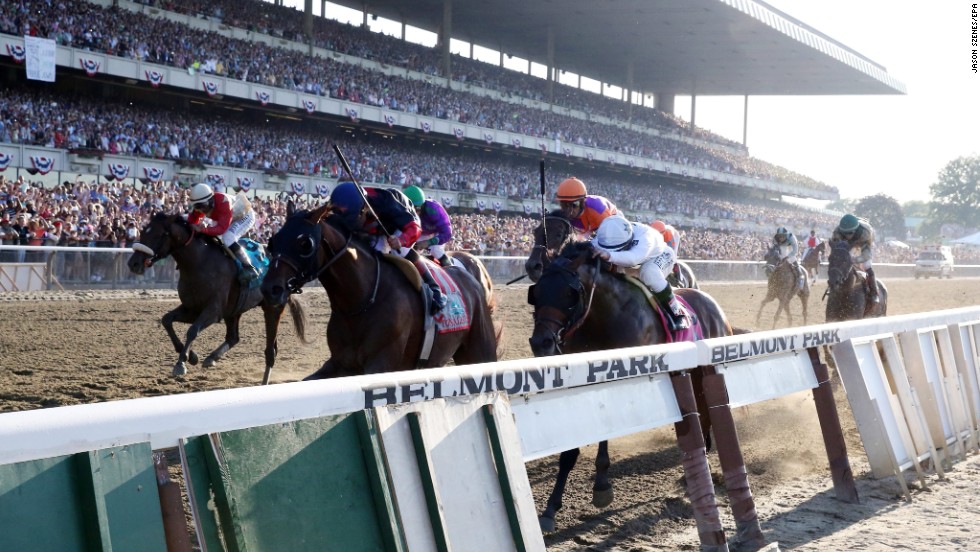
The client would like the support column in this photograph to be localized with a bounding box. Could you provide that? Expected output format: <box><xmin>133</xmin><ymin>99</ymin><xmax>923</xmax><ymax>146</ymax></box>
<box><xmin>546</xmin><ymin>26</ymin><xmax>555</xmax><ymax>102</ymax></box>
<box><xmin>304</xmin><ymin>0</ymin><xmax>314</xmax><ymax>55</ymax></box>
<box><xmin>743</xmin><ymin>95</ymin><xmax>749</xmax><ymax>147</ymax></box>
<box><xmin>441</xmin><ymin>0</ymin><xmax>452</xmax><ymax>82</ymax></box>
<box><xmin>655</xmin><ymin>93</ymin><xmax>675</xmax><ymax>115</ymax></box>
<box><xmin>690</xmin><ymin>94</ymin><xmax>697</xmax><ymax>130</ymax></box>
<box><xmin>808</xmin><ymin>348</ymin><xmax>860</xmax><ymax>503</ymax></box>
<box><xmin>626</xmin><ymin>61</ymin><xmax>635</xmax><ymax>121</ymax></box>
<box><xmin>362</xmin><ymin>1</ymin><xmax>368</xmax><ymax>28</ymax></box>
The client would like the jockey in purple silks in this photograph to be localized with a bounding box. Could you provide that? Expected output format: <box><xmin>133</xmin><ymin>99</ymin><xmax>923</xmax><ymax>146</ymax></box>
<box><xmin>403</xmin><ymin>186</ymin><xmax>454</xmax><ymax>267</ymax></box>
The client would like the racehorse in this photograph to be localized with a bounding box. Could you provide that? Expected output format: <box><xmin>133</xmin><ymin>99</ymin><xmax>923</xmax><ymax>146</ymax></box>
<box><xmin>260</xmin><ymin>202</ymin><xmax>499</xmax><ymax>379</ymax></box>
<box><xmin>524</xmin><ymin>211</ymin><xmax>699</xmax><ymax>288</ymax></box>
<box><xmin>127</xmin><ymin>213</ymin><xmax>310</xmax><ymax>383</ymax></box>
<box><xmin>527</xmin><ymin>241</ymin><xmax>736</xmax><ymax>533</ymax></box>
<box><xmin>825</xmin><ymin>239</ymin><xmax>888</xmax><ymax>321</ymax></box>
<box><xmin>757</xmin><ymin>245</ymin><xmax>810</xmax><ymax>328</ymax></box>
<box><xmin>802</xmin><ymin>240</ymin><xmax>826</xmax><ymax>284</ymax></box>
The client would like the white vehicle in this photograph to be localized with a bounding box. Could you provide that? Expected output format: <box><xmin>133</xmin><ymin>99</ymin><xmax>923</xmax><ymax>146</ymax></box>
<box><xmin>914</xmin><ymin>246</ymin><xmax>954</xmax><ymax>279</ymax></box>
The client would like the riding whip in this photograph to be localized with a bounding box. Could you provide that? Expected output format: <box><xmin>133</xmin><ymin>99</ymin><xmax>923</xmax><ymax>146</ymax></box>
<box><xmin>539</xmin><ymin>159</ymin><xmax>548</xmax><ymax>247</ymax></box>
<box><xmin>332</xmin><ymin>144</ymin><xmax>392</xmax><ymax>237</ymax></box>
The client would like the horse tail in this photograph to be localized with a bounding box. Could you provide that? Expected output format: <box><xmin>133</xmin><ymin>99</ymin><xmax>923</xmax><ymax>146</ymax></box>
<box><xmin>287</xmin><ymin>295</ymin><xmax>315</xmax><ymax>345</ymax></box>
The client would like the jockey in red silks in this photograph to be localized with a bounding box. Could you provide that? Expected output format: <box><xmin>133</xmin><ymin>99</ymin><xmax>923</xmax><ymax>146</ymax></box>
<box><xmin>187</xmin><ymin>182</ymin><xmax>259</xmax><ymax>280</ymax></box>
<box><xmin>555</xmin><ymin>177</ymin><xmax>619</xmax><ymax>238</ymax></box>
<box><xmin>329</xmin><ymin>182</ymin><xmax>446</xmax><ymax>312</ymax></box>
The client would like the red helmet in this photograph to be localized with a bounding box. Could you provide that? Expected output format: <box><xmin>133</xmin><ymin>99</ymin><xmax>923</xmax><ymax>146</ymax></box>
<box><xmin>556</xmin><ymin>177</ymin><xmax>587</xmax><ymax>201</ymax></box>
<box><xmin>651</xmin><ymin>220</ymin><xmax>667</xmax><ymax>233</ymax></box>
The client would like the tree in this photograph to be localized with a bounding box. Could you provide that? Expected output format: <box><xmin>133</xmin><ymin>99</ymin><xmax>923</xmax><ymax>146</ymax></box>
<box><xmin>853</xmin><ymin>194</ymin><xmax>905</xmax><ymax>241</ymax></box>
<box><xmin>901</xmin><ymin>200</ymin><xmax>929</xmax><ymax>218</ymax></box>
<box><xmin>928</xmin><ymin>155</ymin><xmax>980</xmax><ymax>228</ymax></box>
<box><xmin>825</xmin><ymin>198</ymin><xmax>856</xmax><ymax>214</ymax></box>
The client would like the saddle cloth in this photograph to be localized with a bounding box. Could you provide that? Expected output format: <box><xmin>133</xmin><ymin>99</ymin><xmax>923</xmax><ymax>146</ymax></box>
<box><xmin>383</xmin><ymin>255</ymin><xmax>470</xmax><ymax>334</ymax></box>
<box><xmin>623</xmin><ymin>275</ymin><xmax>703</xmax><ymax>343</ymax></box>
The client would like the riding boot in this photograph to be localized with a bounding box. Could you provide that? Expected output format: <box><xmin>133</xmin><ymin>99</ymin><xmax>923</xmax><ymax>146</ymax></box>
<box><xmin>865</xmin><ymin>267</ymin><xmax>880</xmax><ymax>303</ymax></box>
<box><xmin>413</xmin><ymin>259</ymin><xmax>448</xmax><ymax>313</ymax></box>
<box><xmin>230</xmin><ymin>242</ymin><xmax>259</xmax><ymax>281</ymax></box>
<box><xmin>438</xmin><ymin>254</ymin><xmax>452</xmax><ymax>268</ymax></box>
<box><xmin>653</xmin><ymin>286</ymin><xmax>690</xmax><ymax>331</ymax></box>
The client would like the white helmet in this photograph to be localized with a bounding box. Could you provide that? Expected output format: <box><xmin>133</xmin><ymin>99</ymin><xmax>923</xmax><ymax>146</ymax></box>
<box><xmin>188</xmin><ymin>183</ymin><xmax>214</xmax><ymax>207</ymax></box>
<box><xmin>595</xmin><ymin>215</ymin><xmax>635</xmax><ymax>251</ymax></box>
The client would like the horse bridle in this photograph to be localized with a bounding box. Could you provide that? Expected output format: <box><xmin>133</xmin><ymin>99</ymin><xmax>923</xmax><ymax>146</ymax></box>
<box><xmin>269</xmin><ymin>220</ymin><xmax>381</xmax><ymax>316</ymax></box>
<box><xmin>132</xmin><ymin>218</ymin><xmax>195</xmax><ymax>267</ymax></box>
<box><xmin>529</xmin><ymin>255</ymin><xmax>600</xmax><ymax>353</ymax></box>
<box><xmin>532</xmin><ymin>216</ymin><xmax>575</xmax><ymax>264</ymax></box>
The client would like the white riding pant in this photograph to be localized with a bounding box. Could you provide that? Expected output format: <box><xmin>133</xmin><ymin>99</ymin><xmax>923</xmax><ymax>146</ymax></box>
<box><xmin>638</xmin><ymin>248</ymin><xmax>676</xmax><ymax>293</ymax></box>
<box><xmin>220</xmin><ymin>210</ymin><xmax>255</xmax><ymax>247</ymax></box>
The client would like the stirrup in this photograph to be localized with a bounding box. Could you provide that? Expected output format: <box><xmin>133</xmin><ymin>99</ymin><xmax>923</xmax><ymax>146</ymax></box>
<box><xmin>430</xmin><ymin>286</ymin><xmax>447</xmax><ymax>312</ymax></box>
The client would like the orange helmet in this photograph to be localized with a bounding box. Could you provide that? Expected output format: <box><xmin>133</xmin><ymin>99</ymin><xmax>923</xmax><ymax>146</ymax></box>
<box><xmin>556</xmin><ymin>177</ymin><xmax>587</xmax><ymax>201</ymax></box>
<box><xmin>651</xmin><ymin>220</ymin><xmax>667</xmax><ymax>233</ymax></box>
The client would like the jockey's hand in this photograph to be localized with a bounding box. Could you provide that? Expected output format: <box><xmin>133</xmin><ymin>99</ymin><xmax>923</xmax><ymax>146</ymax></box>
<box><xmin>192</xmin><ymin>222</ymin><xmax>206</xmax><ymax>232</ymax></box>
<box><xmin>592</xmin><ymin>247</ymin><xmax>610</xmax><ymax>262</ymax></box>
<box><xmin>386</xmin><ymin>235</ymin><xmax>402</xmax><ymax>250</ymax></box>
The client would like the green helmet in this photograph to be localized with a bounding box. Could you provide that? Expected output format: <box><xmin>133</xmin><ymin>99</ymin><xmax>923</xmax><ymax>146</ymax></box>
<box><xmin>839</xmin><ymin>214</ymin><xmax>860</xmax><ymax>233</ymax></box>
<box><xmin>403</xmin><ymin>185</ymin><xmax>425</xmax><ymax>207</ymax></box>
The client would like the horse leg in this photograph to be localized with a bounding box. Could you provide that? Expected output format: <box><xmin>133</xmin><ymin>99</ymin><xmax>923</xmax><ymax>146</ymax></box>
<box><xmin>173</xmin><ymin>311</ymin><xmax>219</xmax><ymax>377</ymax></box>
<box><xmin>304</xmin><ymin>358</ymin><xmax>336</xmax><ymax>380</ymax></box>
<box><xmin>161</xmin><ymin>306</ymin><xmax>200</xmax><ymax>372</ymax></box>
<box><xmin>261</xmin><ymin>302</ymin><xmax>287</xmax><ymax>385</ymax></box>
<box><xmin>755</xmin><ymin>295</ymin><xmax>774</xmax><ymax>325</ymax></box>
<box><xmin>592</xmin><ymin>440</ymin><xmax>613</xmax><ymax>508</ymax></box>
<box><xmin>801</xmin><ymin>290</ymin><xmax>810</xmax><ymax>325</ymax></box>
<box><xmin>203</xmin><ymin>315</ymin><xmax>241</xmax><ymax>368</ymax></box>
<box><xmin>539</xmin><ymin>448</ymin><xmax>581</xmax><ymax>533</ymax></box>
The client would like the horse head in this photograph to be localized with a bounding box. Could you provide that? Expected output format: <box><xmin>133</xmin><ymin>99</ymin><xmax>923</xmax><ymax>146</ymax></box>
<box><xmin>525</xmin><ymin>211</ymin><xmax>577</xmax><ymax>282</ymax></box>
<box><xmin>763</xmin><ymin>245</ymin><xmax>781</xmax><ymax>277</ymax></box>
<box><xmin>527</xmin><ymin>241</ymin><xmax>597</xmax><ymax>356</ymax></box>
<box><xmin>127</xmin><ymin>213</ymin><xmax>193</xmax><ymax>275</ymax></box>
<box><xmin>826</xmin><ymin>239</ymin><xmax>854</xmax><ymax>291</ymax></box>
<box><xmin>262</xmin><ymin>200</ymin><xmax>341</xmax><ymax>305</ymax></box>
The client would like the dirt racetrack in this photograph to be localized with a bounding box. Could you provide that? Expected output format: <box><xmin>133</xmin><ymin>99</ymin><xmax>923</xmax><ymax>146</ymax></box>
<box><xmin>2</xmin><ymin>277</ymin><xmax>980</xmax><ymax>551</ymax></box>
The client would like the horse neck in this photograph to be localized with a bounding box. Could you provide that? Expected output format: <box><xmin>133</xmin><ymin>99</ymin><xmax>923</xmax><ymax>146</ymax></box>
<box><xmin>316</xmin><ymin>227</ymin><xmax>379</xmax><ymax>310</ymax></box>
<box><xmin>168</xmin><ymin>225</ymin><xmax>208</xmax><ymax>266</ymax></box>
<box><xmin>569</xmin><ymin>272</ymin><xmax>663</xmax><ymax>349</ymax></box>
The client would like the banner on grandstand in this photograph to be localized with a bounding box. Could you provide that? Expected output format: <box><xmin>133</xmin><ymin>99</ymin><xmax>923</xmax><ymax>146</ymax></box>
<box><xmin>316</xmin><ymin>183</ymin><xmax>331</xmax><ymax>197</ymax></box>
<box><xmin>628</xmin><ymin>158</ymin><xmax>635</xmax><ymax>168</ymax></box>
<box><xmin>562</xmin><ymin>147</ymin><xmax>572</xmax><ymax>157</ymax></box>
<box><xmin>237</xmin><ymin>176</ymin><xmax>254</xmax><ymax>191</ymax></box>
<box><xmin>586</xmin><ymin>152</ymin><xmax>594</xmax><ymax>161</ymax></box>
<box><xmin>143</xmin><ymin>166</ymin><xmax>165</xmax><ymax>183</ymax></box>
<box><xmin>28</xmin><ymin>156</ymin><xmax>55</xmax><ymax>175</ymax></box>
<box><xmin>202</xmin><ymin>81</ymin><xmax>219</xmax><ymax>97</ymax></box>
<box><xmin>108</xmin><ymin>163</ymin><xmax>130</xmax><ymax>181</ymax></box>
<box><xmin>79</xmin><ymin>58</ymin><xmax>100</xmax><ymax>77</ymax></box>
<box><xmin>145</xmin><ymin>70</ymin><xmax>165</xmax><ymax>88</ymax></box>
<box><xmin>290</xmin><ymin>181</ymin><xmax>305</xmax><ymax>195</ymax></box>
<box><xmin>384</xmin><ymin>113</ymin><xmax>397</xmax><ymax>127</ymax></box>
<box><xmin>302</xmin><ymin>99</ymin><xmax>317</xmax><ymax>114</ymax></box>
<box><xmin>484</xmin><ymin>132</ymin><xmax>494</xmax><ymax>144</ymax></box>
<box><xmin>664</xmin><ymin>163</ymin><xmax>672</xmax><ymax>173</ymax></box>
<box><xmin>453</xmin><ymin>127</ymin><xmax>464</xmax><ymax>141</ymax></box>
<box><xmin>493</xmin><ymin>200</ymin><xmax>502</xmax><ymax>212</ymax></box>
<box><xmin>476</xmin><ymin>199</ymin><xmax>486</xmax><ymax>211</ymax></box>
<box><xmin>346</xmin><ymin>107</ymin><xmax>359</xmax><ymax>123</ymax></box>
<box><xmin>256</xmin><ymin>91</ymin><xmax>271</xmax><ymax>106</ymax></box>
<box><xmin>512</xmin><ymin>138</ymin><xmax>521</xmax><ymax>148</ymax></box>
<box><xmin>206</xmin><ymin>174</ymin><xmax>226</xmax><ymax>187</ymax></box>
<box><xmin>523</xmin><ymin>204</ymin><xmax>532</xmax><ymax>215</ymax></box>
<box><xmin>5</xmin><ymin>44</ymin><xmax>25</xmax><ymax>63</ymax></box>
<box><xmin>0</xmin><ymin>152</ymin><xmax>12</xmax><ymax>171</ymax></box>
<box><xmin>538</xmin><ymin>142</ymin><xmax>548</xmax><ymax>153</ymax></box>
<box><xmin>420</xmin><ymin>120</ymin><xmax>431</xmax><ymax>133</ymax></box>
<box><xmin>441</xmin><ymin>196</ymin><xmax>453</xmax><ymax>208</ymax></box>
<box><xmin>607</xmin><ymin>154</ymin><xmax>616</xmax><ymax>164</ymax></box>
<box><xmin>25</xmin><ymin>36</ymin><xmax>56</xmax><ymax>82</ymax></box>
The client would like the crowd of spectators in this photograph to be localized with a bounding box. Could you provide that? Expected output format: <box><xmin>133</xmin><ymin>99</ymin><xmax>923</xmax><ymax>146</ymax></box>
<box><xmin>0</xmin><ymin>175</ymin><xmax>958</xmax><ymax>268</ymax></box>
<box><xmin>2</xmin><ymin>0</ymin><xmax>834</xmax><ymax>194</ymax></box>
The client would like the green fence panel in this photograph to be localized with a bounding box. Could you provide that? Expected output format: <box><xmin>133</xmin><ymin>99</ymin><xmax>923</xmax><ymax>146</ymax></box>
<box><xmin>0</xmin><ymin>442</ymin><xmax>166</xmax><ymax>552</ymax></box>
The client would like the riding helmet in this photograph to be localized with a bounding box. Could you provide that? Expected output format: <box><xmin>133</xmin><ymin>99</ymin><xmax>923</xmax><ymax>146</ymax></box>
<box><xmin>651</xmin><ymin>220</ymin><xmax>667</xmax><ymax>233</ymax></box>
<box><xmin>403</xmin><ymin>185</ymin><xmax>426</xmax><ymax>207</ymax></box>
<box><xmin>595</xmin><ymin>215</ymin><xmax>635</xmax><ymax>251</ymax></box>
<box><xmin>329</xmin><ymin>182</ymin><xmax>365</xmax><ymax>213</ymax></box>
<box><xmin>188</xmin><ymin>183</ymin><xmax>214</xmax><ymax>207</ymax></box>
<box><xmin>839</xmin><ymin>214</ymin><xmax>860</xmax><ymax>233</ymax></box>
<box><xmin>556</xmin><ymin>177</ymin><xmax>587</xmax><ymax>201</ymax></box>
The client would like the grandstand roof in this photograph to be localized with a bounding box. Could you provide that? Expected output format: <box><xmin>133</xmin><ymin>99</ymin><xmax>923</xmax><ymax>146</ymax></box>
<box><xmin>337</xmin><ymin>0</ymin><xmax>906</xmax><ymax>96</ymax></box>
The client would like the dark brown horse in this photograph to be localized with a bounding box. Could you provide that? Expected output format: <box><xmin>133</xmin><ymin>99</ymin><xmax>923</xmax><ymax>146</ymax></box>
<box><xmin>126</xmin><ymin>213</ymin><xmax>310</xmax><ymax>383</ymax></box>
<box><xmin>802</xmin><ymin>240</ymin><xmax>826</xmax><ymax>284</ymax></box>
<box><xmin>527</xmin><ymin>242</ymin><xmax>735</xmax><ymax>533</ymax></box>
<box><xmin>524</xmin><ymin>211</ymin><xmax>698</xmax><ymax>288</ymax></box>
<box><xmin>260</xmin><ymin>202</ymin><xmax>499</xmax><ymax>378</ymax></box>
<box><xmin>757</xmin><ymin>245</ymin><xmax>810</xmax><ymax>328</ymax></box>
<box><xmin>825</xmin><ymin>239</ymin><xmax>888</xmax><ymax>321</ymax></box>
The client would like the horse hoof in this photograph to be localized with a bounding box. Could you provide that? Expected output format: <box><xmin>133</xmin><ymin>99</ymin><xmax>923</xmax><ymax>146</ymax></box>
<box><xmin>538</xmin><ymin>515</ymin><xmax>556</xmax><ymax>534</ymax></box>
<box><xmin>188</xmin><ymin>351</ymin><xmax>199</xmax><ymax>366</ymax></box>
<box><xmin>592</xmin><ymin>488</ymin><xmax>614</xmax><ymax>508</ymax></box>
<box><xmin>203</xmin><ymin>357</ymin><xmax>216</xmax><ymax>368</ymax></box>
<box><xmin>172</xmin><ymin>362</ymin><xmax>187</xmax><ymax>377</ymax></box>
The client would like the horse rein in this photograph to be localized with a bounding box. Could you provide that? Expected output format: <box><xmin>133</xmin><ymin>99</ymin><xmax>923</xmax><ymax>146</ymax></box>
<box><xmin>134</xmin><ymin>220</ymin><xmax>195</xmax><ymax>267</ymax></box>
<box><xmin>533</xmin><ymin>255</ymin><xmax>600</xmax><ymax>352</ymax></box>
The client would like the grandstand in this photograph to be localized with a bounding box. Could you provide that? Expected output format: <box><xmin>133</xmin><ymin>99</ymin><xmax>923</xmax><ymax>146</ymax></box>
<box><xmin>0</xmin><ymin>0</ymin><xmax>905</xmax><ymax>261</ymax></box>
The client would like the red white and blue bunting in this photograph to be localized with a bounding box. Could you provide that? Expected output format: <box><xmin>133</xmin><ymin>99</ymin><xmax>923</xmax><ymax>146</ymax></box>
<box><xmin>384</xmin><ymin>113</ymin><xmax>397</xmax><ymax>127</ymax></box>
<box><xmin>607</xmin><ymin>154</ymin><xmax>616</xmax><ymax>164</ymax></box>
<box><xmin>345</xmin><ymin>107</ymin><xmax>359</xmax><ymax>122</ymax></box>
<box><xmin>523</xmin><ymin>204</ymin><xmax>533</xmax><ymax>215</ymax></box>
<box><xmin>79</xmin><ymin>58</ymin><xmax>100</xmax><ymax>77</ymax></box>
<box><xmin>108</xmin><ymin>163</ymin><xmax>130</xmax><ymax>180</ymax></box>
<box><xmin>512</xmin><ymin>138</ymin><xmax>521</xmax><ymax>148</ymax></box>
<box><xmin>441</xmin><ymin>196</ymin><xmax>453</xmax><ymax>208</ymax></box>
<box><xmin>493</xmin><ymin>200</ymin><xmax>502</xmax><ymax>212</ymax></box>
<box><xmin>144</xmin><ymin>70</ymin><xmax>165</xmax><ymax>88</ymax></box>
<box><xmin>453</xmin><ymin>127</ymin><xmax>464</xmax><ymax>141</ymax></box>
<box><xmin>143</xmin><ymin>166</ymin><xmax>164</xmax><ymax>182</ymax></box>
<box><xmin>202</xmin><ymin>81</ymin><xmax>219</xmax><ymax>97</ymax></box>
<box><xmin>0</xmin><ymin>152</ymin><xmax>12</xmax><ymax>171</ymax></box>
<box><xmin>586</xmin><ymin>152</ymin><xmax>595</xmax><ymax>162</ymax></box>
<box><xmin>6</xmin><ymin>44</ymin><xmax>26</xmax><ymax>63</ymax></box>
<box><xmin>484</xmin><ymin>132</ymin><xmax>494</xmax><ymax>144</ymax></box>
<box><xmin>30</xmin><ymin>156</ymin><xmax>55</xmax><ymax>175</ymax></box>
<box><xmin>302</xmin><ymin>99</ymin><xmax>317</xmax><ymax>114</ymax></box>
<box><xmin>538</xmin><ymin>142</ymin><xmax>548</xmax><ymax>153</ymax></box>
<box><xmin>419</xmin><ymin>120</ymin><xmax>431</xmax><ymax>134</ymax></box>
<box><xmin>316</xmin><ymin>183</ymin><xmax>331</xmax><ymax>197</ymax></box>
<box><xmin>237</xmin><ymin>176</ymin><xmax>253</xmax><ymax>191</ymax></box>
<box><xmin>476</xmin><ymin>199</ymin><xmax>486</xmax><ymax>211</ymax></box>
<box><xmin>206</xmin><ymin>174</ymin><xmax>225</xmax><ymax>186</ymax></box>
<box><xmin>290</xmin><ymin>181</ymin><xmax>305</xmax><ymax>195</ymax></box>
<box><xmin>256</xmin><ymin>91</ymin><xmax>271</xmax><ymax>106</ymax></box>
<box><xmin>563</xmin><ymin>147</ymin><xmax>572</xmax><ymax>157</ymax></box>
